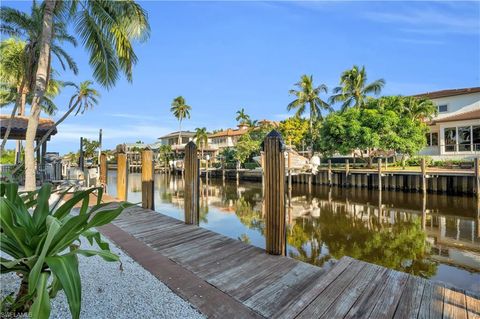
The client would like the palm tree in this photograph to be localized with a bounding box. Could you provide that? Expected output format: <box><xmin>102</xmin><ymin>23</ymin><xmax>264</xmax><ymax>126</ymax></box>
<box><xmin>170</xmin><ymin>96</ymin><xmax>191</xmax><ymax>145</ymax></box>
<box><xmin>34</xmin><ymin>81</ymin><xmax>100</xmax><ymax>150</ymax></box>
<box><xmin>235</xmin><ymin>108</ymin><xmax>250</xmax><ymax>125</ymax></box>
<box><xmin>10</xmin><ymin>0</ymin><xmax>150</xmax><ymax>190</ymax></box>
<box><xmin>1</xmin><ymin>3</ymin><xmax>79</xmax><ymax>115</ymax></box>
<box><xmin>329</xmin><ymin>65</ymin><xmax>385</xmax><ymax>111</ymax></box>
<box><xmin>402</xmin><ymin>97</ymin><xmax>437</xmax><ymax>121</ymax></box>
<box><xmin>287</xmin><ymin>75</ymin><xmax>331</xmax><ymax>143</ymax></box>
<box><xmin>195</xmin><ymin>127</ymin><xmax>209</xmax><ymax>160</ymax></box>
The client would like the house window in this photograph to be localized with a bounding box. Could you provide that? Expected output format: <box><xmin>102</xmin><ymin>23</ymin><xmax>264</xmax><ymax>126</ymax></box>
<box><xmin>473</xmin><ymin>126</ymin><xmax>480</xmax><ymax>151</ymax></box>
<box><xmin>458</xmin><ymin>126</ymin><xmax>471</xmax><ymax>152</ymax></box>
<box><xmin>438</xmin><ymin>104</ymin><xmax>448</xmax><ymax>112</ymax></box>
<box><xmin>425</xmin><ymin>133</ymin><xmax>431</xmax><ymax>146</ymax></box>
<box><xmin>444</xmin><ymin>127</ymin><xmax>456</xmax><ymax>152</ymax></box>
<box><xmin>431</xmin><ymin>132</ymin><xmax>438</xmax><ymax>146</ymax></box>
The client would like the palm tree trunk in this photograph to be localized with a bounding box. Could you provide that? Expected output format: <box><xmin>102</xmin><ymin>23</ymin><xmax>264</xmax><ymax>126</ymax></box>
<box><xmin>24</xmin><ymin>0</ymin><xmax>55</xmax><ymax>191</ymax></box>
<box><xmin>178</xmin><ymin>120</ymin><xmax>182</xmax><ymax>145</ymax></box>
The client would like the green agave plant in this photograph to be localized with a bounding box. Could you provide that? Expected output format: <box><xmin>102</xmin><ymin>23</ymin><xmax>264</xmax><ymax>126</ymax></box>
<box><xmin>0</xmin><ymin>182</ymin><xmax>130</xmax><ymax>319</ymax></box>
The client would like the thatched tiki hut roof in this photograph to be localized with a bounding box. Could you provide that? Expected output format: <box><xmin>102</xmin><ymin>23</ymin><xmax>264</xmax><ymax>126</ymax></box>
<box><xmin>0</xmin><ymin>115</ymin><xmax>57</xmax><ymax>141</ymax></box>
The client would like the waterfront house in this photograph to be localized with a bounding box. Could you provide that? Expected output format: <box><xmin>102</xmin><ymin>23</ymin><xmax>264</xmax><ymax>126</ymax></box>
<box><xmin>414</xmin><ymin>87</ymin><xmax>480</xmax><ymax>160</ymax></box>
<box><xmin>208</xmin><ymin>124</ymin><xmax>250</xmax><ymax>151</ymax></box>
<box><xmin>158</xmin><ymin>131</ymin><xmax>196</xmax><ymax>151</ymax></box>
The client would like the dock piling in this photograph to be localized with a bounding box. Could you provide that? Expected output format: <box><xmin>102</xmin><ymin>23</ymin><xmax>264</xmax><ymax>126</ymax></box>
<box><xmin>99</xmin><ymin>152</ymin><xmax>107</xmax><ymax>190</ymax></box>
<box><xmin>184</xmin><ymin>142</ymin><xmax>200</xmax><ymax>225</ymax></box>
<box><xmin>475</xmin><ymin>157</ymin><xmax>480</xmax><ymax>198</ymax></box>
<box><xmin>378</xmin><ymin>158</ymin><xmax>382</xmax><ymax>191</ymax></box>
<box><xmin>263</xmin><ymin>130</ymin><xmax>286</xmax><ymax>255</ymax></box>
<box><xmin>328</xmin><ymin>160</ymin><xmax>332</xmax><ymax>186</ymax></box>
<box><xmin>141</xmin><ymin>148</ymin><xmax>155</xmax><ymax>210</ymax></box>
<box><xmin>421</xmin><ymin>158</ymin><xmax>427</xmax><ymax>194</ymax></box>
<box><xmin>116</xmin><ymin>150</ymin><xmax>128</xmax><ymax>201</ymax></box>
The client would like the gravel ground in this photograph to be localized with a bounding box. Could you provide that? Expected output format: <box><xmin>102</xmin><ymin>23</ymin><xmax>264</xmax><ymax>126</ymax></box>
<box><xmin>1</xmin><ymin>235</ymin><xmax>205</xmax><ymax>319</ymax></box>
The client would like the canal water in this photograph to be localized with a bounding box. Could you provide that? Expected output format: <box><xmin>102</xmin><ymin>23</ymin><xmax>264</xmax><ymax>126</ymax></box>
<box><xmin>107</xmin><ymin>171</ymin><xmax>480</xmax><ymax>293</ymax></box>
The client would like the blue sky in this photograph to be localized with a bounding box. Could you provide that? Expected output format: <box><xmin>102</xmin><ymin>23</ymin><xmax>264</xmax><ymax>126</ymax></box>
<box><xmin>3</xmin><ymin>1</ymin><xmax>479</xmax><ymax>154</ymax></box>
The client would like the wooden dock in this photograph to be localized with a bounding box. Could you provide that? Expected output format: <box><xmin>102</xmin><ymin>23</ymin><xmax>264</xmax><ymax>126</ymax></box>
<box><xmin>98</xmin><ymin>204</ymin><xmax>480</xmax><ymax>319</ymax></box>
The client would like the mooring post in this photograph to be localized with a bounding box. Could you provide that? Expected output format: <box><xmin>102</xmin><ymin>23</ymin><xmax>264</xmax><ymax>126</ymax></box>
<box><xmin>117</xmin><ymin>150</ymin><xmax>127</xmax><ymax>201</ymax></box>
<box><xmin>236</xmin><ymin>161</ymin><xmax>240</xmax><ymax>186</ymax></box>
<box><xmin>99</xmin><ymin>152</ymin><xmax>108</xmax><ymax>191</ymax></box>
<box><xmin>475</xmin><ymin>157</ymin><xmax>480</xmax><ymax>198</ymax></box>
<box><xmin>141</xmin><ymin>148</ymin><xmax>155</xmax><ymax>210</ymax></box>
<box><xmin>205</xmin><ymin>156</ymin><xmax>209</xmax><ymax>186</ymax></box>
<box><xmin>328</xmin><ymin>160</ymin><xmax>332</xmax><ymax>186</ymax></box>
<box><xmin>222</xmin><ymin>157</ymin><xmax>226</xmax><ymax>182</ymax></box>
<box><xmin>288</xmin><ymin>151</ymin><xmax>292</xmax><ymax>194</ymax></box>
<box><xmin>79</xmin><ymin>137</ymin><xmax>84</xmax><ymax>171</ymax></box>
<box><xmin>263</xmin><ymin>130</ymin><xmax>286</xmax><ymax>255</ymax></box>
<box><xmin>345</xmin><ymin>159</ymin><xmax>350</xmax><ymax>186</ymax></box>
<box><xmin>184</xmin><ymin>142</ymin><xmax>200</xmax><ymax>225</ymax></box>
<box><xmin>421</xmin><ymin>158</ymin><xmax>427</xmax><ymax>194</ymax></box>
<box><xmin>378</xmin><ymin>158</ymin><xmax>382</xmax><ymax>191</ymax></box>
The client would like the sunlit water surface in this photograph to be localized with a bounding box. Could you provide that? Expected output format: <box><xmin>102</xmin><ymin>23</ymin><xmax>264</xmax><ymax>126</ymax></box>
<box><xmin>107</xmin><ymin>171</ymin><xmax>480</xmax><ymax>293</ymax></box>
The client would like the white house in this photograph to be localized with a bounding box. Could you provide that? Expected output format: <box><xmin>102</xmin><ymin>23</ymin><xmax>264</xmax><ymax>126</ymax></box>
<box><xmin>414</xmin><ymin>87</ymin><xmax>480</xmax><ymax>160</ymax></box>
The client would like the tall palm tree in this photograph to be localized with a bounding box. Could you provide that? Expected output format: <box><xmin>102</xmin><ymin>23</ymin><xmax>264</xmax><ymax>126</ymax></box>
<box><xmin>329</xmin><ymin>65</ymin><xmax>385</xmax><ymax>111</ymax></box>
<box><xmin>235</xmin><ymin>108</ymin><xmax>250</xmax><ymax>125</ymax></box>
<box><xmin>287</xmin><ymin>74</ymin><xmax>331</xmax><ymax>142</ymax></box>
<box><xmin>12</xmin><ymin>0</ymin><xmax>150</xmax><ymax>190</ymax></box>
<box><xmin>170</xmin><ymin>96</ymin><xmax>191</xmax><ymax>145</ymax></box>
<box><xmin>34</xmin><ymin>81</ymin><xmax>100</xmax><ymax>149</ymax></box>
<box><xmin>195</xmin><ymin>127</ymin><xmax>209</xmax><ymax>159</ymax></box>
<box><xmin>402</xmin><ymin>97</ymin><xmax>437</xmax><ymax>121</ymax></box>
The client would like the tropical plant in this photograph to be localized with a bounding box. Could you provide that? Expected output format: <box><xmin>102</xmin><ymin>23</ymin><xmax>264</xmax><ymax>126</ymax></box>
<box><xmin>0</xmin><ymin>182</ymin><xmax>130</xmax><ymax>318</ymax></box>
<box><xmin>170</xmin><ymin>96</ymin><xmax>191</xmax><ymax>145</ymax></box>
<box><xmin>279</xmin><ymin>117</ymin><xmax>309</xmax><ymax>149</ymax></box>
<box><xmin>287</xmin><ymin>75</ymin><xmax>331</xmax><ymax>146</ymax></box>
<box><xmin>158</xmin><ymin>144</ymin><xmax>172</xmax><ymax>169</ymax></box>
<box><xmin>235</xmin><ymin>108</ymin><xmax>250</xmax><ymax>125</ymax></box>
<box><xmin>329</xmin><ymin>65</ymin><xmax>385</xmax><ymax>111</ymax></box>
<box><xmin>9</xmin><ymin>0</ymin><xmax>150</xmax><ymax>191</ymax></box>
<box><xmin>194</xmin><ymin>127</ymin><xmax>209</xmax><ymax>160</ymax></box>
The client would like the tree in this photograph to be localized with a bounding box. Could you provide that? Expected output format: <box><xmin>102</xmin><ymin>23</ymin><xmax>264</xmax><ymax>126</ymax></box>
<box><xmin>14</xmin><ymin>0</ymin><xmax>150</xmax><ymax>190</ymax></box>
<box><xmin>287</xmin><ymin>75</ymin><xmax>331</xmax><ymax>147</ymax></box>
<box><xmin>82</xmin><ymin>138</ymin><xmax>100</xmax><ymax>159</ymax></box>
<box><xmin>279</xmin><ymin>117</ymin><xmax>309</xmax><ymax>149</ymax></box>
<box><xmin>170</xmin><ymin>96</ymin><xmax>191</xmax><ymax>145</ymax></box>
<box><xmin>194</xmin><ymin>127</ymin><xmax>208</xmax><ymax>160</ymax></box>
<box><xmin>235</xmin><ymin>108</ymin><xmax>250</xmax><ymax>125</ymax></box>
<box><xmin>34</xmin><ymin>81</ymin><xmax>100</xmax><ymax>151</ymax></box>
<box><xmin>318</xmin><ymin>96</ymin><xmax>430</xmax><ymax>167</ymax></box>
<box><xmin>235</xmin><ymin>123</ymin><xmax>274</xmax><ymax>164</ymax></box>
<box><xmin>329</xmin><ymin>65</ymin><xmax>385</xmax><ymax>111</ymax></box>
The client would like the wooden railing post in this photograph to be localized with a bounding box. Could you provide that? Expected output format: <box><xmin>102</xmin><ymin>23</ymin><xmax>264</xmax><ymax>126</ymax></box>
<box><xmin>141</xmin><ymin>148</ymin><xmax>155</xmax><ymax>210</ymax></box>
<box><xmin>184</xmin><ymin>141</ymin><xmax>199</xmax><ymax>225</ymax></box>
<box><xmin>99</xmin><ymin>152</ymin><xmax>107</xmax><ymax>190</ymax></box>
<box><xmin>117</xmin><ymin>150</ymin><xmax>127</xmax><ymax>201</ymax></box>
<box><xmin>377</xmin><ymin>158</ymin><xmax>382</xmax><ymax>191</ymax></box>
<box><xmin>263</xmin><ymin>130</ymin><xmax>286</xmax><ymax>255</ymax></box>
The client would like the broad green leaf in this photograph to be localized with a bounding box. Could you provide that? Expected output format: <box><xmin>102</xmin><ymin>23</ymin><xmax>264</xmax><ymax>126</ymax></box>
<box><xmin>86</xmin><ymin>204</ymin><xmax>127</xmax><ymax>228</ymax></box>
<box><xmin>29</xmin><ymin>216</ymin><xmax>60</xmax><ymax>294</ymax></box>
<box><xmin>49</xmin><ymin>274</ymin><xmax>62</xmax><ymax>299</ymax></box>
<box><xmin>46</xmin><ymin>254</ymin><xmax>81</xmax><ymax>319</ymax></box>
<box><xmin>0</xmin><ymin>198</ymin><xmax>32</xmax><ymax>255</ymax></box>
<box><xmin>30</xmin><ymin>272</ymin><xmax>50</xmax><ymax>319</ymax></box>
<box><xmin>48</xmin><ymin>214</ymin><xmax>89</xmax><ymax>255</ymax></box>
<box><xmin>53</xmin><ymin>188</ymin><xmax>98</xmax><ymax>220</ymax></box>
<box><xmin>49</xmin><ymin>185</ymin><xmax>75</xmax><ymax>214</ymax></box>
<box><xmin>66</xmin><ymin>249</ymin><xmax>119</xmax><ymax>262</ymax></box>
<box><xmin>0</xmin><ymin>233</ymin><xmax>24</xmax><ymax>259</ymax></box>
<box><xmin>79</xmin><ymin>196</ymin><xmax>90</xmax><ymax>215</ymax></box>
<box><xmin>96</xmin><ymin>187</ymin><xmax>104</xmax><ymax>206</ymax></box>
<box><xmin>32</xmin><ymin>184</ymin><xmax>53</xmax><ymax>229</ymax></box>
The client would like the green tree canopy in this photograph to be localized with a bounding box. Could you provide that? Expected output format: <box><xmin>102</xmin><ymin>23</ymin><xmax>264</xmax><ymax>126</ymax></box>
<box><xmin>279</xmin><ymin>116</ymin><xmax>309</xmax><ymax>150</ymax></box>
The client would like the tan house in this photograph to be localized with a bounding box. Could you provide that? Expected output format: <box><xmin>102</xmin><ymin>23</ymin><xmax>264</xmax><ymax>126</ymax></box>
<box><xmin>414</xmin><ymin>87</ymin><xmax>480</xmax><ymax>159</ymax></box>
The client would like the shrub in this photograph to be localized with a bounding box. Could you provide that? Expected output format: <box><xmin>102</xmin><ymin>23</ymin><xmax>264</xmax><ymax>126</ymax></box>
<box><xmin>243</xmin><ymin>162</ymin><xmax>259</xmax><ymax>170</ymax></box>
<box><xmin>0</xmin><ymin>183</ymin><xmax>130</xmax><ymax>318</ymax></box>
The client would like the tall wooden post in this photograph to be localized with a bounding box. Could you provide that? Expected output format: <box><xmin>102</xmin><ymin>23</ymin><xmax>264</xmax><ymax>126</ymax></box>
<box><xmin>117</xmin><ymin>150</ymin><xmax>127</xmax><ymax>201</ymax></box>
<box><xmin>41</xmin><ymin>141</ymin><xmax>47</xmax><ymax>166</ymax></box>
<box><xmin>205</xmin><ymin>157</ymin><xmax>209</xmax><ymax>186</ymax></box>
<box><xmin>378</xmin><ymin>158</ymin><xmax>382</xmax><ymax>191</ymax></box>
<box><xmin>421</xmin><ymin>158</ymin><xmax>427</xmax><ymax>194</ymax></box>
<box><xmin>287</xmin><ymin>151</ymin><xmax>292</xmax><ymax>193</ymax></box>
<box><xmin>141</xmin><ymin>148</ymin><xmax>155</xmax><ymax>210</ymax></box>
<box><xmin>99</xmin><ymin>152</ymin><xmax>108</xmax><ymax>190</ymax></box>
<box><xmin>263</xmin><ymin>130</ymin><xmax>286</xmax><ymax>255</ymax></box>
<box><xmin>184</xmin><ymin>142</ymin><xmax>199</xmax><ymax>225</ymax></box>
<box><xmin>222</xmin><ymin>157</ymin><xmax>226</xmax><ymax>182</ymax></box>
<box><xmin>345</xmin><ymin>159</ymin><xmax>350</xmax><ymax>186</ymax></box>
<box><xmin>475</xmin><ymin>157</ymin><xmax>480</xmax><ymax>198</ymax></box>
<box><xmin>328</xmin><ymin>160</ymin><xmax>332</xmax><ymax>186</ymax></box>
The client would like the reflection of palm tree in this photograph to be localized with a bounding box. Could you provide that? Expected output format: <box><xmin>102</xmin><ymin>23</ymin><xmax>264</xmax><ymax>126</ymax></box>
<box><xmin>238</xmin><ymin>233</ymin><xmax>251</xmax><ymax>244</ymax></box>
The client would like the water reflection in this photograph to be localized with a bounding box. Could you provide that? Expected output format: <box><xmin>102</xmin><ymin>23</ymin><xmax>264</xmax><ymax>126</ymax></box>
<box><xmin>107</xmin><ymin>171</ymin><xmax>480</xmax><ymax>293</ymax></box>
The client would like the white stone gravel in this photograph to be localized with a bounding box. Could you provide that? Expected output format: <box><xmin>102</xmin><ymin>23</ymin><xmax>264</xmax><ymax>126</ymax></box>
<box><xmin>1</xmin><ymin>236</ymin><xmax>205</xmax><ymax>319</ymax></box>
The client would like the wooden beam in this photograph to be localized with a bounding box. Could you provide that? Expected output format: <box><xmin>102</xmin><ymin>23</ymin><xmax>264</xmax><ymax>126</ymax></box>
<box><xmin>117</xmin><ymin>150</ymin><xmax>128</xmax><ymax>201</ymax></box>
<box><xmin>141</xmin><ymin>148</ymin><xmax>155</xmax><ymax>210</ymax></box>
<box><xmin>263</xmin><ymin>130</ymin><xmax>286</xmax><ymax>255</ymax></box>
<box><xmin>184</xmin><ymin>141</ymin><xmax>199</xmax><ymax>225</ymax></box>
<box><xmin>99</xmin><ymin>152</ymin><xmax>108</xmax><ymax>190</ymax></box>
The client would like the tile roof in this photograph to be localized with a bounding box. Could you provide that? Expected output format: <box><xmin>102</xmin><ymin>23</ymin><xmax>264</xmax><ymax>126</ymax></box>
<box><xmin>412</xmin><ymin>87</ymin><xmax>480</xmax><ymax>99</ymax></box>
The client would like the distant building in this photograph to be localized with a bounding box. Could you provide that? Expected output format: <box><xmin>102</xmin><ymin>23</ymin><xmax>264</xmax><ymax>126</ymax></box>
<box><xmin>414</xmin><ymin>87</ymin><xmax>480</xmax><ymax>160</ymax></box>
<box><xmin>157</xmin><ymin>131</ymin><xmax>196</xmax><ymax>152</ymax></box>
<box><xmin>208</xmin><ymin>124</ymin><xmax>250</xmax><ymax>150</ymax></box>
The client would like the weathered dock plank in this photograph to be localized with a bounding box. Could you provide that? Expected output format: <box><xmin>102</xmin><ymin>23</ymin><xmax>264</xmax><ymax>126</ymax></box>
<box><xmin>97</xmin><ymin>204</ymin><xmax>479</xmax><ymax>319</ymax></box>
